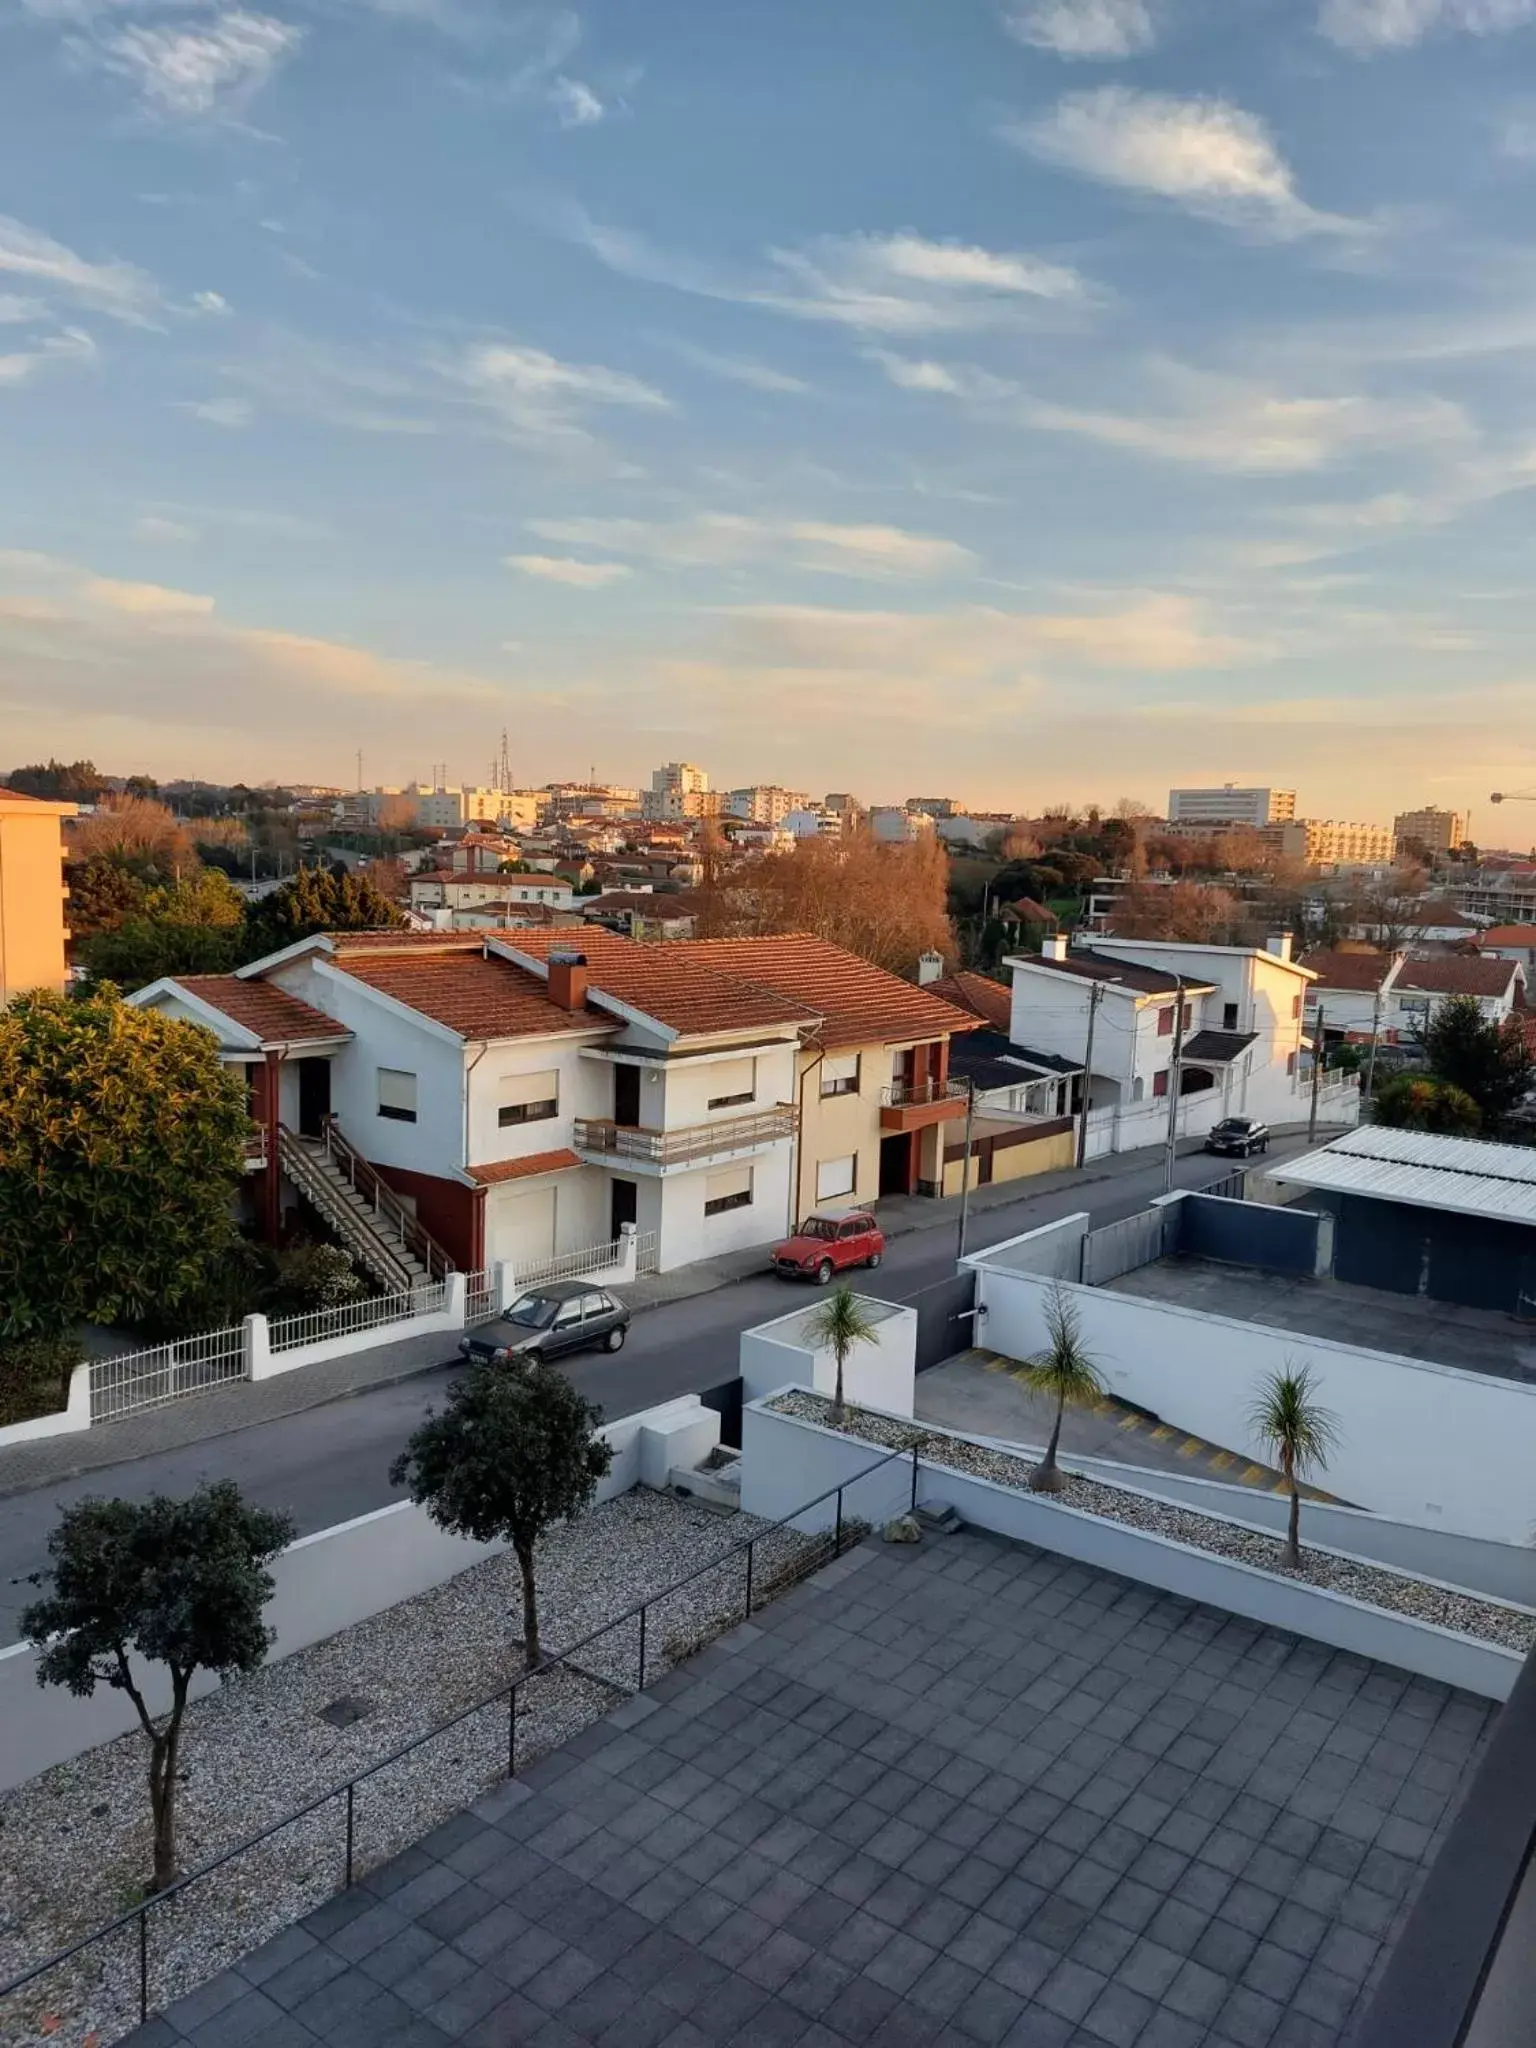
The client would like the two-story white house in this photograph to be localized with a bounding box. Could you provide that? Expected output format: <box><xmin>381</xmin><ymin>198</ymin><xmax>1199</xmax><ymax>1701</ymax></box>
<box><xmin>1300</xmin><ymin>948</ymin><xmax>1525</xmax><ymax>1048</ymax></box>
<box><xmin>131</xmin><ymin>928</ymin><xmax>979</xmax><ymax>1281</ymax></box>
<box><xmin>1005</xmin><ymin>932</ymin><xmax>1319</xmax><ymax>1149</ymax></box>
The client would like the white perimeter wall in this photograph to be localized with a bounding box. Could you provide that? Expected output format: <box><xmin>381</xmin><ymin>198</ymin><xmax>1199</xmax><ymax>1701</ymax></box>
<box><xmin>0</xmin><ymin>1397</ymin><xmax>709</xmax><ymax>1793</ymax></box>
<box><xmin>965</xmin><ymin>1256</ymin><xmax>1536</xmax><ymax>1545</ymax></box>
<box><xmin>740</xmin><ymin>1301</ymin><xmax>917</xmax><ymax>1415</ymax></box>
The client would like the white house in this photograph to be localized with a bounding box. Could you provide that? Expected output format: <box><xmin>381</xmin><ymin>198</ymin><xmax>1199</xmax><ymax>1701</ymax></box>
<box><xmin>1005</xmin><ymin>932</ymin><xmax>1321</xmax><ymax>1152</ymax></box>
<box><xmin>1300</xmin><ymin>949</ymin><xmax>1525</xmax><ymax>1047</ymax></box>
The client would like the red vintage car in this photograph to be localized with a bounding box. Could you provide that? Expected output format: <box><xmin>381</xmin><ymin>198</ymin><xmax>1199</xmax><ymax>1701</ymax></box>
<box><xmin>770</xmin><ymin>1210</ymin><xmax>886</xmax><ymax>1284</ymax></box>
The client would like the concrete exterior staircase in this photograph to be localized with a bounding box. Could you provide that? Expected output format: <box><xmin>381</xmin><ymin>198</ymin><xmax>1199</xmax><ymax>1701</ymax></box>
<box><xmin>277</xmin><ymin>1125</ymin><xmax>447</xmax><ymax>1294</ymax></box>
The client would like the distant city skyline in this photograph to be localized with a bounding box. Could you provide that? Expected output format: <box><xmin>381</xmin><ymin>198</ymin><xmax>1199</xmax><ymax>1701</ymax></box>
<box><xmin>4</xmin><ymin>2</ymin><xmax>1536</xmax><ymax>811</ymax></box>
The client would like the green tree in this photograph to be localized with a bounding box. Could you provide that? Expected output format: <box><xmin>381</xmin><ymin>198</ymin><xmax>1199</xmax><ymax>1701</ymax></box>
<box><xmin>65</xmin><ymin>856</ymin><xmax>148</xmax><ymax>941</ymax></box>
<box><xmin>1371</xmin><ymin>1074</ymin><xmax>1482</xmax><ymax>1134</ymax></box>
<box><xmin>243</xmin><ymin>866</ymin><xmax>405</xmax><ymax>959</ymax></box>
<box><xmin>21</xmin><ymin>1484</ymin><xmax>294</xmax><ymax>1892</ymax></box>
<box><xmin>390</xmin><ymin>1361</ymin><xmax>612</xmax><ymax>1668</ymax></box>
<box><xmin>1248</xmin><ymin>1364</ymin><xmax>1339</xmax><ymax>1569</ymax></box>
<box><xmin>1419</xmin><ymin>994</ymin><xmax>1534</xmax><ymax>1134</ymax></box>
<box><xmin>804</xmin><ymin>1284</ymin><xmax>882</xmax><ymax>1427</ymax></box>
<box><xmin>5</xmin><ymin>758</ymin><xmax>105</xmax><ymax>802</ymax></box>
<box><xmin>148</xmin><ymin>867</ymin><xmax>246</xmax><ymax>928</ymax></box>
<box><xmin>78</xmin><ymin>916</ymin><xmax>242</xmax><ymax>992</ymax></box>
<box><xmin>0</xmin><ymin>987</ymin><xmax>249</xmax><ymax>1338</ymax></box>
<box><xmin>1020</xmin><ymin>1285</ymin><xmax>1106</xmax><ymax>1494</ymax></box>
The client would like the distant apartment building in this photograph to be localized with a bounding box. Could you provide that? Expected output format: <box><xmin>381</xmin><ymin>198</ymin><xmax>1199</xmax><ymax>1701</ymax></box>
<box><xmin>1277</xmin><ymin>819</ymin><xmax>1395</xmax><ymax>869</ymax></box>
<box><xmin>406</xmin><ymin>787</ymin><xmax>545</xmax><ymax>832</ymax></box>
<box><xmin>784</xmin><ymin>808</ymin><xmax>847</xmax><ymax>840</ymax></box>
<box><xmin>726</xmin><ymin>786</ymin><xmax>811</xmax><ymax>827</ymax></box>
<box><xmin>1393</xmin><ymin>807</ymin><xmax>1467</xmax><ymax>857</ymax></box>
<box><xmin>906</xmin><ymin>797</ymin><xmax>959</xmax><ymax>819</ymax></box>
<box><xmin>1167</xmin><ymin>785</ymin><xmax>1296</xmax><ymax>828</ymax></box>
<box><xmin>0</xmin><ymin>788</ymin><xmax>75</xmax><ymax>1002</ymax></box>
<box><xmin>642</xmin><ymin>762</ymin><xmax>717</xmax><ymax>822</ymax></box>
<box><xmin>869</xmin><ymin>806</ymin><xmax>936</xmax><ymax>844</ymax></box>
<box><xmin>544</xmin><ymin>784</ymin><xmax>641</xmax><ymax>821</ymax></box>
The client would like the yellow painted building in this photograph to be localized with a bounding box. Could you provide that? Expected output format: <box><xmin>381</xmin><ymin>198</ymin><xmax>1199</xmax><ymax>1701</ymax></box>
<box><xmin>0</xmin><ymin>790</ymin><xmax>75</xmax><ymax>1003</ymax></box>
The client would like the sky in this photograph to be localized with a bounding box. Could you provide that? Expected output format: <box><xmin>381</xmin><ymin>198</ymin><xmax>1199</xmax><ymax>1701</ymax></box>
<box><xmin>3</xmin><ymin>0</ymin><xmax>1536</xmax><ymax>821</ymax></box>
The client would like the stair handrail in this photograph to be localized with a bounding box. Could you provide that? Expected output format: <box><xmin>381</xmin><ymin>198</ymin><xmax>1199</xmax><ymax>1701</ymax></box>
<box><xmin>275</xmin><ymin>1127</ymin><xmax>417</xmax><ymax>1294</ymax></box>
<box><xmin>316</xmin><ymin>1115</ymin><xmax>457</xmax><ymax>1281</ymax></box>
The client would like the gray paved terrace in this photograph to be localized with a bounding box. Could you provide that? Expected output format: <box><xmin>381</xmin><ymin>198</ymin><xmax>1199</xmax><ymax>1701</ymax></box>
<box><xmin>1109</xmin><ymin>1259</ymin><xmax>1536</xmax><ymax>1385</ymax></box>
<box><xmin>126</xmin><ymin>1530</ymin><xmax>1493</xmax><ymax>2048</ymax></box>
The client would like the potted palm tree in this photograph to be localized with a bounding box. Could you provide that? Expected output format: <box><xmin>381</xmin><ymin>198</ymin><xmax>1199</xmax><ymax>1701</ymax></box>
<box><xmin>1249</xmin><ymin>1363</ymin><xmax>1339</xmax><ymax>1570</ymax></box>
<box><xmin>1020</xmin><ymin>1285</ymin><xmax>1107</xmax><ymax>1494</ymax></box>
<box><xmin>804</xmin><ymin>1284</ymin><xmax>882</xmax><ymax>1427</ymax></box>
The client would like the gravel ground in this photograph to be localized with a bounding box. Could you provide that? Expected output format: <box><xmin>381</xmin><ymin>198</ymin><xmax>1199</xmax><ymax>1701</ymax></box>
<box><xmin>0</xmin><ymin>1491</ymin><xmax>819</xmax><ymax>2048</ymax></box>
<box><xmin>773</xmin><ymin>1392</ymin><xmax>1536</xmax><ymax>1653</ymax></box>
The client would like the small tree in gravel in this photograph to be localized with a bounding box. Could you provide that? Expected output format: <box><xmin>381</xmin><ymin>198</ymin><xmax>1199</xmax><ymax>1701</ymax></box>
<box><xmin>804</xmin><ymin>1285</ymin><xmax>882</xmax><ymax>1427</ymax></box>
<box><xmin>390</xmin><ymin>1360</ymin><xmax>613</xmax><ymax>1669</ymax></box>
<box><xmin>1249</xmin><ymin>1363</ymin><xmax>1339</xmax><ymax>1569</ymax></box>
<box><xmin>20</xmin><ymin>1483</ymin><xmax>294</xmax><ymax>1893</ymax></box>
<box><xmin>1020</xmin><ymin>1285</ymin><xmax>1106</xmax><ymax>1495</ymax></box>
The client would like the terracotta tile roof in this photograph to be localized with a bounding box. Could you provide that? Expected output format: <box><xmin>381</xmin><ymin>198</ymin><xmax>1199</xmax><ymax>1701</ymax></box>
<box><xmin>171</xmin><ymin>976</ymin><xmax>352</xmax><ymax>1046</ymax></box>
<box><xmin>1480</xmin><ymin>926</ymin><xmax>1536</xmax><ymax>946</ymax></box>
<box><xmin>329</xmin><ymin>928</ymin><xmax>587</xmax><ymax>951</ymax></box>
<box><xmin>505</xmin><ymin>931</ymin><xmax>820</xmax><ymax>1038</ymax></box>
<box><xmin>1399</xmin><ymin>901</ymin><xmax>1477</xmax><ymax>927</ymax></box>
<box><xmin>334</xmin><ymin>950</ymin><xmax>614</xmax><ymax>1041</ymax></box>
<box><xmin>1396</xmin><ymin>956</ymin><xmax>1520</xmax><ymax>997</ymax></box>
<box><xmin>927</xmin><ymin>971</ymin><xmax>1013</xmax><ymax>1033</ymax></box>
<box><xmin>1029</xmin><ymin>949</ymin><xmax>1216</xmax><ymax>997</ymax></box>
<box><xmin>684</xmin><ymin>936</ymin><xmax>981</xmax><ymax>1049</ymax></box>
<box><xmin>1298</xmin><ymin>950</ymin><xmax>1395</xmax><ymax>992</ymax></box>
<box><xmin>468</xmin><ymin>1149</ymin><xmax>582</xmax><ymax>1186</ymax></box>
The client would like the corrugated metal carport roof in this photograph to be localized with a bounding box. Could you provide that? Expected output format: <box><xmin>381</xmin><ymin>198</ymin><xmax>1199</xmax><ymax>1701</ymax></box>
<box><xmin>1270</xmin><ymin>1125</ymin><xmax>1536</xmax><ymax>1225</ymax></box>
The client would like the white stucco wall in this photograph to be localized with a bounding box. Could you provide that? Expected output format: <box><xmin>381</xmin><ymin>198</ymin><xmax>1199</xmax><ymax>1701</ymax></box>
<box><xmin>964</xmin><ymin>1256</ymin><xmax>1536</xmax><ymax>1545</ymax></box>
<box><xmin>464</xmin><ymin>1030</ymin><xmax>609</xmax><ymax>1174</ymax></box>
<box><xmin>739</xmin><ymin>1299</ymin><xmax>917</xmax><ymax>1415</ymax></box>
<box><xmin>655</xmin><ymin>1141</ymin><xmax>794</xmax><ymax>1270</ymax></box>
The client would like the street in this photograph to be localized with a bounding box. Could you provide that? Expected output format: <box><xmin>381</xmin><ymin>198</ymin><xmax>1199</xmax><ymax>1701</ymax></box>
<box><xmin>0</xmin><ymin>1138</ymin><xmax>1306</xmax><ymax>1644</ymax></box>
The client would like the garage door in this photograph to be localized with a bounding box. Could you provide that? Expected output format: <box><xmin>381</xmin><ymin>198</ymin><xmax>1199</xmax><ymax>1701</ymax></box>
<box><xmin>490</xmin><ymin>1185</ymin><xmax>557</xmax><ymax>1269</ymax></box>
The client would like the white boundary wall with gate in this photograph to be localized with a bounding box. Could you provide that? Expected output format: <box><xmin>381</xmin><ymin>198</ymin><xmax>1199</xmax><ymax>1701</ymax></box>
<box><xmin>0</xmin><ymin>1394</ymin><xmax>719</xmax><ymax>1792</ymax></box>
<box><xmin>962</xmin><ymin>1238</ymin><xmax>1536</xmax><ymax>1546</ymax></box>
<box><xmin>741</xmin><ymin>1395</ymin><xmax>1526</xmax><ymax>1700</ymax></box>
<box><xmin>0</xmin><ymin>1364</ymin><xmax>92</xmax><ymax>1450</ymax></box>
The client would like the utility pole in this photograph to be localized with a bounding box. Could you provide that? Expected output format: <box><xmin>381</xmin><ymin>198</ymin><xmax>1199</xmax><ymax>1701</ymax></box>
<box><xmin>1075</xmin><ymin>981</ymin><xmax>1104</xmax><ymax>1169</ymax></box>
<box><xmin>1162</xmin><ymin>977</ymin><xmax>1186</xmax><ymax>1194</ymax></box>
<box><xmin>1307</xmin><ymin>1003</ymin><xmax>1325</xmax><ymax>1143</ymax></box>
<box><xmin>1363</xmin><ymin>982</ymin><xmax>1384</xmax><ymax>1108</ymax></box>
<box><xmin>956</xmin><ymin>1078</ymin><xmax>977</xmax><ymax>1263</ymax></box>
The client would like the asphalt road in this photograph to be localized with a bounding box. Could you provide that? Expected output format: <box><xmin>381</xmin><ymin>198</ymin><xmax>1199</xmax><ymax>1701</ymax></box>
<box><xmin>0</xmin><ymin>1139</ymin><xmax>1305</xmax><ymax>1645</ymax></box>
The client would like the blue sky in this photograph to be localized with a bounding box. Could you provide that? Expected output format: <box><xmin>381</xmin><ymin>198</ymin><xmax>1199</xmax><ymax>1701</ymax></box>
<box><xmin>2</xmin><ymin>0</ymin><xmax>1536</xmax><ymax>819</ymax></box>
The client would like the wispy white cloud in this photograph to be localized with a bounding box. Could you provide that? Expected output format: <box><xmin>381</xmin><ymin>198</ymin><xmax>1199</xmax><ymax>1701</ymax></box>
<box><xmin>1320</xmin><ymin>0</ymin><xmax>1536</xmax><ymax>52</ymax></box>
<box><xmin>507</xmin><ymin>553</ymin><xmax>631</xmax><ymax>585</ymax></box>
<box><xmin>86</xmin><ymin>576</ymin><xmax>215</xmax><ymax>615</ymax></box>
<box><xmin>192</xmin><ymin>289</ymin><xmax>231</xmax><ymax>314</ymax></box>
<box><xmin>548</xmin><ymin>74</ymin><xmax>603</xmax><ymax>125</ymax></box>
<box><xmin>1004</xmin><ymin>0</ymin><xmax>1155</xmax><ymax>59</ymax></box>
<box><xmin>452</xmin><ymin>342</ymin><xmax>670</xmax><ymax>440</ymax></box>
<box><xmin>568</xmin><ymin>212</ymin><xmax>1096</xmax><ymax>335</ymax></box>
<box><xmin>89</xmin><ymin>9</ymin><xmax>301</xmax><ymax>117</ymax></box>
<box><xmin>0</xmin><ymin>327</ymin><xmax>96</xmax><ymax>385</ymax></box>
<box><xmin>135</xmin><ymin>514</ymin><xmax>199</xmax><ymax>541</ymax></box>
<box><xmin>1007</xmin><ymin>87</ymin><xmax>1356</xmax><ymax>239</ymax></box>
<box><xmin>661</xmin><ymin>338</ymin><xmax>812</xmax><ymax>395</ymax></box>
<box><xmin>0</xmin><ymin>215</ymin><xmax>159</xmax><ymax>325</ymax></box>
<box><xmin>179</xmin><ymin>395</ymin><xmax>254</xmax><ymax>426</ymax></box>
<box><xmin>526</xmin><ymin>511</ymin><xmax>974</xmax><ymax>579</ymax></box>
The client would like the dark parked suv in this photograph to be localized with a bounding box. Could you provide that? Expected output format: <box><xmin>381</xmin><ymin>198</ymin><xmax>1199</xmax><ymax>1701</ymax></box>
<box><xmin>1204</xmin><ymin>1116</ymin><xmax>1270</xmax><ymax>1158</ymax></box>
<box><xmin>459</xmin><ymin>1280</ymin><xmax>630</xmax><ymax>1366</ymax></box>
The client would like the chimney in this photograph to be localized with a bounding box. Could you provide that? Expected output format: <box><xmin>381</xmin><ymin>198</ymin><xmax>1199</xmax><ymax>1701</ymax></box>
<box><xmin>1042</xmin><ymin>933</ymin><xmax>1069</xmax><ymax>962</ymax></box>
<box><xmin>547</xmin><ymin>949</ymin><xmax>589</xmax><ymax>1010</ymax></box>
<box><xmin>1263</xmin><ymin>931</ymin><xmax>1294</xmax><ymax>962</ymax></box>
<box><xmin>917</xmin><ymin>949</ymin><xmax>944</xmax><ymax>986</ymax></box>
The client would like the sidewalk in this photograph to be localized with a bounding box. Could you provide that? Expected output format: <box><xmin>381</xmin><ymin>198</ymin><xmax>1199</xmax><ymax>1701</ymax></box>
<box><xmin>0</xmin><ymin>1121</ymin><xmax>1344</xmax><ymax>1500</ymax></box>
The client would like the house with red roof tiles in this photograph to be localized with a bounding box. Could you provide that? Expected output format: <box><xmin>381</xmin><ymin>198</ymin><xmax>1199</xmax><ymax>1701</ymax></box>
<box><xmin>1299</xmin><ymin>948</ymin><xmax>1525</xmax><ymax>1047</ymax></box>
<box><xmin>128</xmin><ymin>928</ymin><xmax>979</xmax><ymax>1278</ymax></box>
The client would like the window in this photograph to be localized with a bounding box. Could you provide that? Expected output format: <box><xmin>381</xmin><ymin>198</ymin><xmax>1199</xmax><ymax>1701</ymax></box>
<box><xmin>1152</xmin><ymin>1070</ymin><xmax>1169</xmax><ymax>1099</ymax></box>
<box><xmin>579</xmin><ymin>1291</ymin><xmax>608</xmax><ymax>1320</ymax></box>
<box><xmin>704</xmin><ymin>1164</ymin><xmax>754</xmax><ymax>1216</ymax></box>
<box><xmin>498</xmin><ymin>1069</ymin><xmax>559</xmax><ymax>1128</ymax></box>
<box><xmin>706</xmin><ymin>1056</ymin><xmax>756</xmax><ymax>1111</ymax></box>
<box><xmin>1157</xmin><ymin>1006</ymin><xmax>1174</xmax><ymax>1036</ymax></box>
<box><xmin>838</xmin><ymin>1219</ymin><xmax>866</xmax><ymax>1240</ymax></box>
<box><xmin>1222</xmin><ymin>1003</ymin><xmax>1239</xmax><ymax>1031</ymax></box>
<box><xmin>1292</xmin><ymin>994</ymin><xmax>1303</xmax><ymax>1019</ymax></box>
<box><xmin>821</xmin><ymin>1051</ymin><xmax>861</xmax><ymax>1097</ymax></box>
<box><xmin>377</xmin><ymin>1068</ymin><xmax>418</xmax><ymax>1123</ymax></box>
<box><xmin>816</xmin><ymin>1154</ymin><xmax>857</xmax><ymax>1202</ymax></box>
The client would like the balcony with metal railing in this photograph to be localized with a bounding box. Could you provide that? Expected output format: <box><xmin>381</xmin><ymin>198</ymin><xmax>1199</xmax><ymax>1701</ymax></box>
<box><xmin>572</xmin><ymin>1103</ymin><xmax>797</xmax><ymax>1172</ymax></box>
<box><xmin>879</xmin><ymin>1076</ymin><xmax>970</xmax><ymax>1132</ymax></box>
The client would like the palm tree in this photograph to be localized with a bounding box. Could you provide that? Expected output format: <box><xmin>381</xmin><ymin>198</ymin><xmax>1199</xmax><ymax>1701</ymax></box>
<box><xmin>1019</xmin><ymin>1285</ymin><xmax>1106</xmax><ymax>1494</ymax></box>
<box><xmin>1249</xmin><ymin>1363</ymin><xmax>1339</xmax><ymax>1569</ymax></box>
<box><xmin>804</xmin><ymin>1284</ymin><xmax>882</xmax><ymax>1426</ymax></box>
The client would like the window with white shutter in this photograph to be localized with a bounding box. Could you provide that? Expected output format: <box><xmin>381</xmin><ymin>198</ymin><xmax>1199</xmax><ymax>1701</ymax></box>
<box><xmin>377</xmin><ymin>1068</ymin><xmax>418</xmax><ymax>1123</ymax></box>
<box><xmin>816</xmin><ymin>1154</ymin><xmax>856</xmax><ymax>1201</ymax></box>
<box><xmin>498</xmin><ymin>1069</ymin><xmax>559</xmax><ymax>1127</ymax></box>
<box><xmin>820</xmin><ymin>1052</ymin><xmax>861</xmax><ymax>1097</ymax></box>
<box><xmin>706</xmin><ymin>1057</ymin><xmax>756</xmax><ymax>1110</ymax></box>
<box><xmin>704</xmin><ymin>1164</ymin><xmax>754</xmax><ymax>1216</ymax></box>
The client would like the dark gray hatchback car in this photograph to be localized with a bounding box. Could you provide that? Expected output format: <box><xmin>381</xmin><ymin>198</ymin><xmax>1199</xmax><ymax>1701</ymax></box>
<box><xmin>459</xmin><ymin>1280</ymin><xmax>631</xmax><ymax>1366</ymax></box>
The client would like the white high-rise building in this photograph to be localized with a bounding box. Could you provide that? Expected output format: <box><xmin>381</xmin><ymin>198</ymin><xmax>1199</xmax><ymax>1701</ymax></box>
<box><xmin>643</xmin><ymin>762</ymin><xmax>712</xmax><ymax>820</ymax></box>
<box><xmin>1168</xmin><ymin>786</ymin><xmax>1296</xmax><ymax>829</ymax></box>
<box><xmin>727</xmin><ymin>786</ymin><xmax>811</xmax><ymax>826</ymax></box>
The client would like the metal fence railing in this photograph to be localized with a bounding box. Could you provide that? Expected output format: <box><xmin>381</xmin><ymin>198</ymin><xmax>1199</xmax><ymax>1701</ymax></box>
<box><xmin>515</xmin><ymin>1238</ymin><xmax>626</xmax><ymax>1290</ymax></box>
<box><xmin>464</xmin><ymin>1269</ymin><xmax>498</xmax><ymax>1326</ymax></box>
<box><xmin>87</xmin><ymin>1325</ymin><xmax>247</xmax><ymax>1425</ymax></box>
<box><xmin>633</xmin><ymin>1229</ymin><xmax>659</xmax><ymax>1275</ymax></box>
<box><xmin>0</xmin><ymin>1444</ymin><xmax>917</xmax><ymax>2038</ymax></box>
<box><xmin>267</xmin><ymin>1281</ymin><xmax>448</xmax><ymax>1355</ymax></box>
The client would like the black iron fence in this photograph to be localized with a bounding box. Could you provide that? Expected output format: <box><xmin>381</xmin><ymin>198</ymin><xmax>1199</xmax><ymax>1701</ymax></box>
<box><xmin>0</xmin><ymin>1444</ymin><xmax>917</xmax><ymax>2037</ymax></box>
